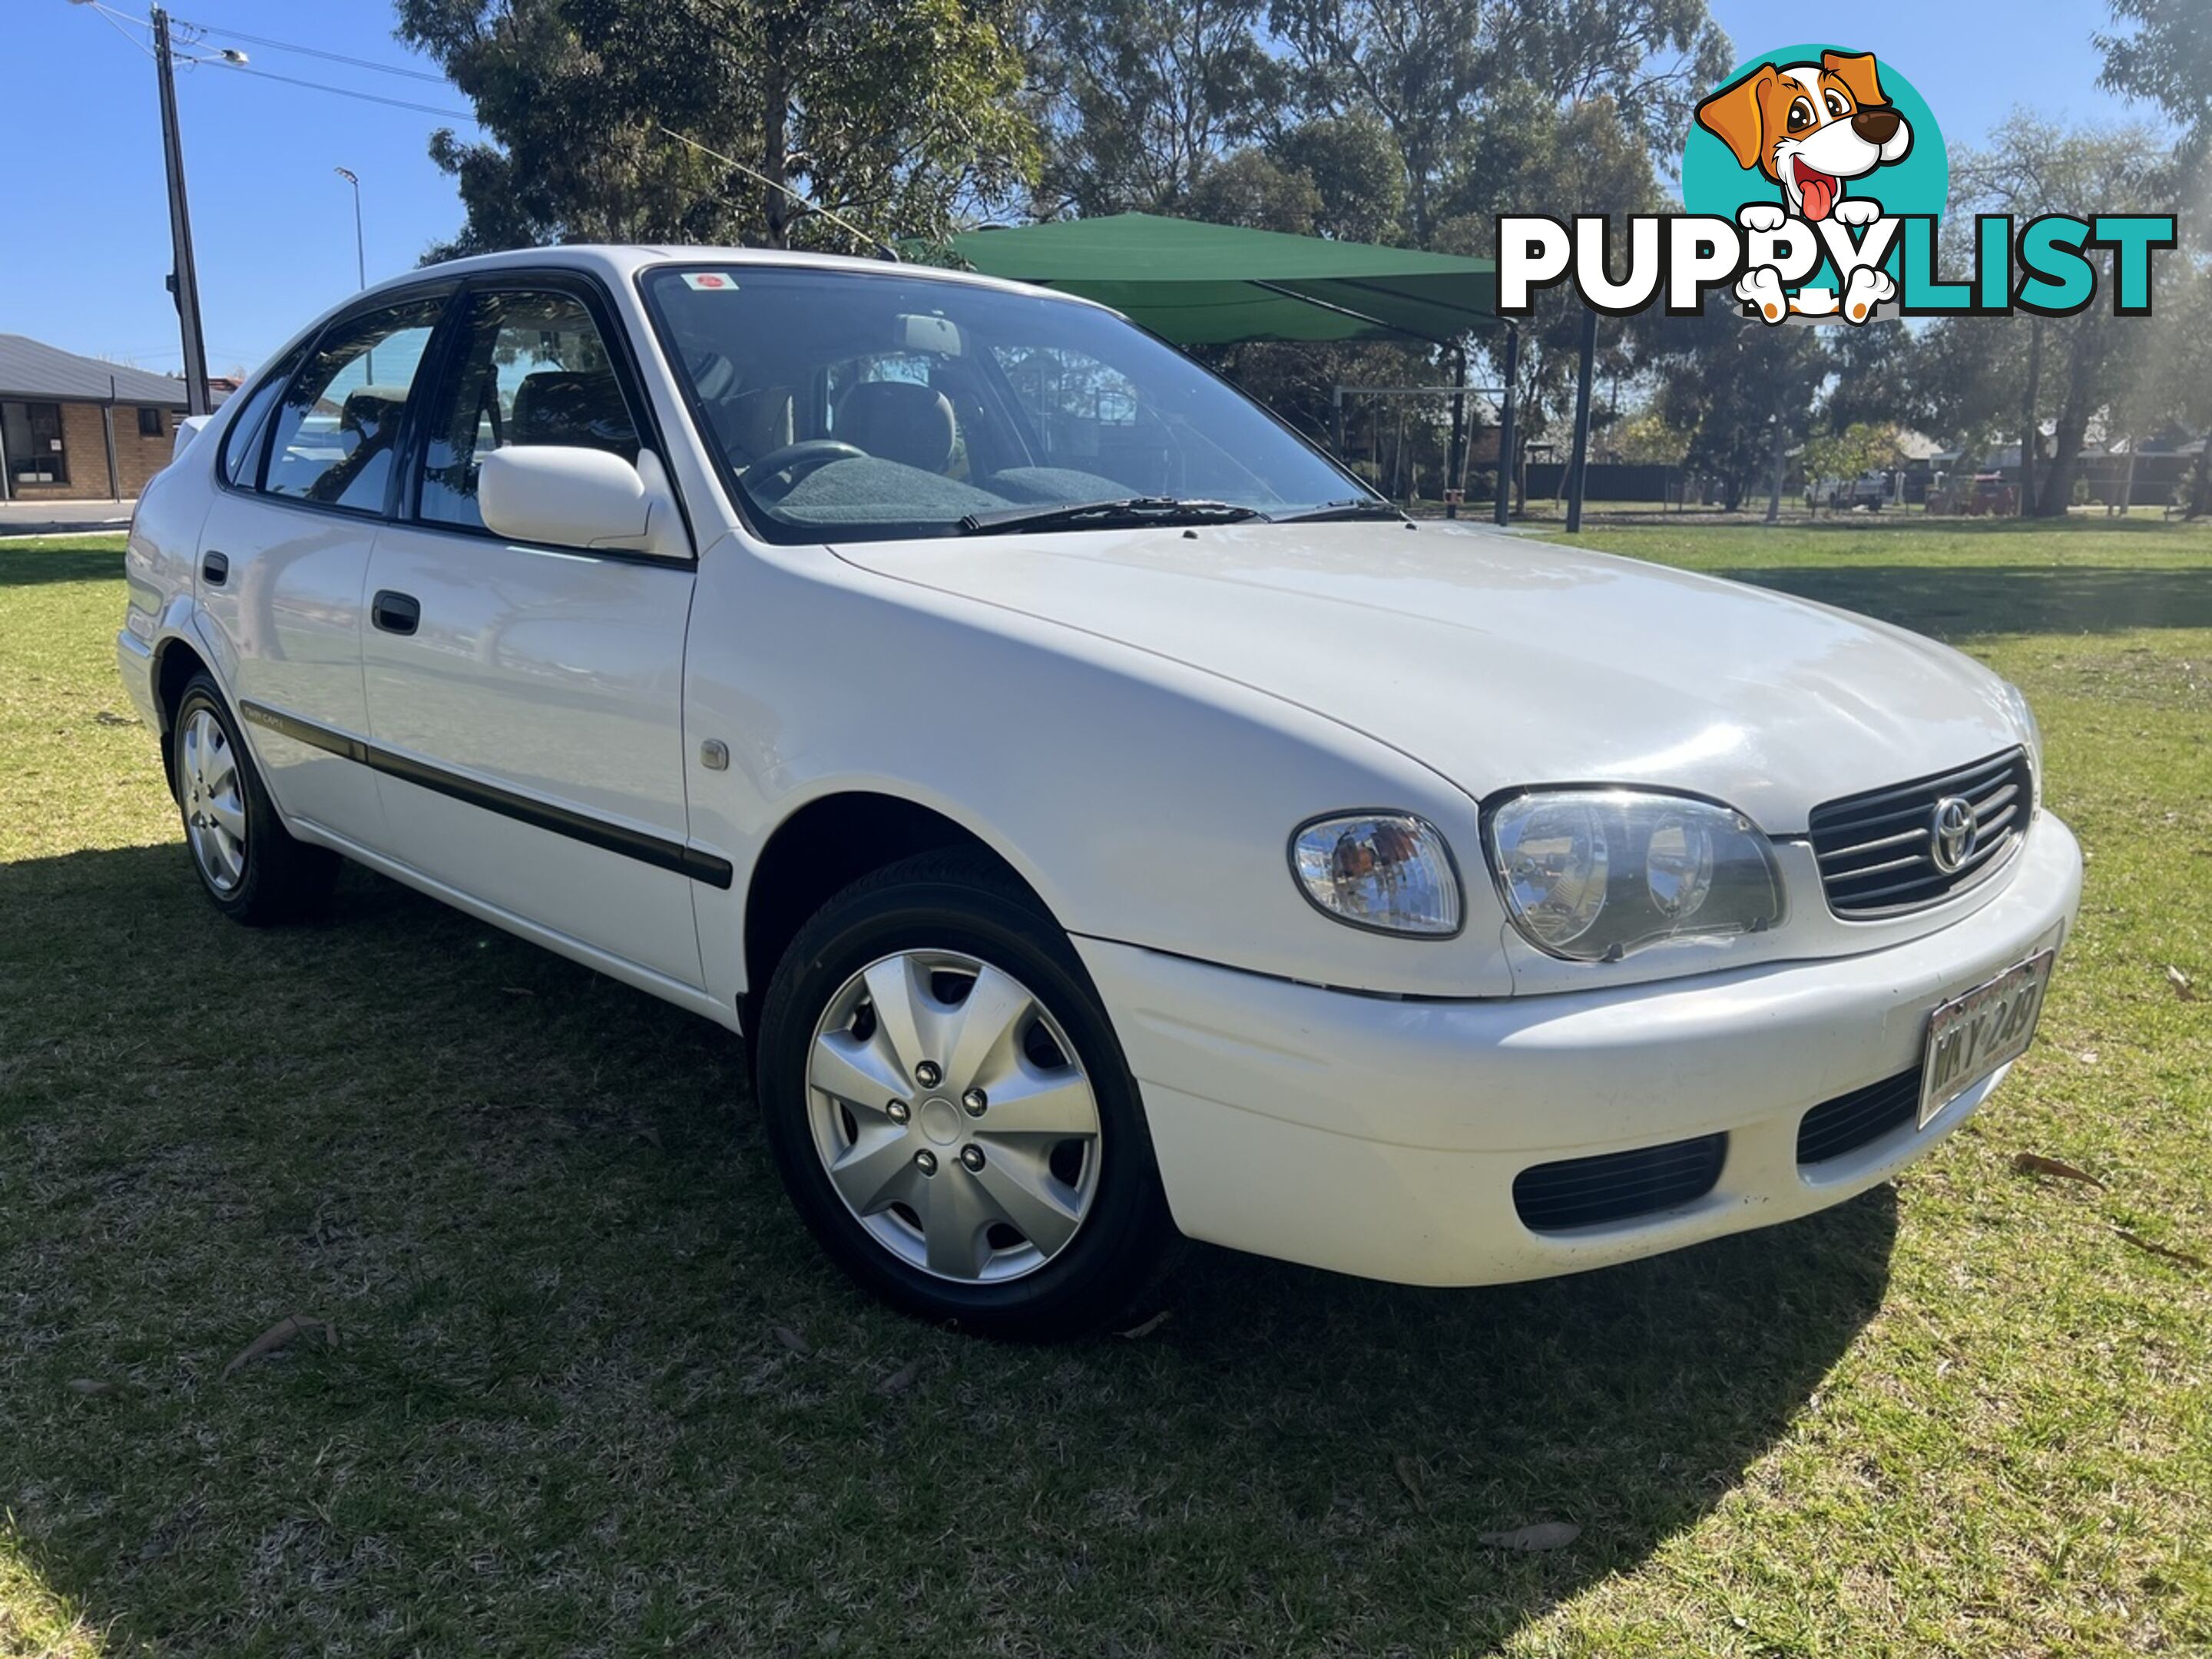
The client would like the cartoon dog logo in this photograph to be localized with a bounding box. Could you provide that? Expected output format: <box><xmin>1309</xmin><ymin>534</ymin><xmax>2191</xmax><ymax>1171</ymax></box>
<box><xmin>1696</xmin><ymin>50</ymin><xmax>1912</xmax><ymax>222</ymax></box>
<box><xmin>1696</xmin><ymin>49</ymin><xmax>1913</xmax><ymax>322</ymax></box>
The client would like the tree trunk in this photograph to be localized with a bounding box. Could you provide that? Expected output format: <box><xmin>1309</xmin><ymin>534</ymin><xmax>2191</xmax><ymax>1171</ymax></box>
<box><xmin>2188</xmin><ymin>448</ymin><xmax>2210</xmax><ymax>520</ymax></box>
<box><xmin>2019</xmin><ymin>317</ymin><xmax>2041</xmax><ymax>518</ymax></box>
<box><xmin>2039</xmin><ymin>396</ymin><xmax>2091</xmax><ymax>518</ymax></box>
<box><xmin>760</xmin><ymin>49</ymin><xmax>794</xmax><ymax>248</ymax></box>
<box><xmin>1764</xmin><ymin>412</ymin><xmax>1786</xmax><ymax>524</ymax></box>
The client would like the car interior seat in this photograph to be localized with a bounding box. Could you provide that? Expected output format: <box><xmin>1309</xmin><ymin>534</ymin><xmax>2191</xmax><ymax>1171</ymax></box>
<box><xmin>833</xmin><ymin>380</ymin><xmax>957</xmax><ymax>474</ymax></box>
<box><xmin>510</xmin><ymin>369</ymin><xmax>639</xmax><ymax>460</ymax></box>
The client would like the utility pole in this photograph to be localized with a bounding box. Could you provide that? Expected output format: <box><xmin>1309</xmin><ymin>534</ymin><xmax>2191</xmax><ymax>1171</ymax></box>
<box><xmin>152</xmin><ymin>5</ymin><xmax>213</xmax><ymax>416</ymax></box>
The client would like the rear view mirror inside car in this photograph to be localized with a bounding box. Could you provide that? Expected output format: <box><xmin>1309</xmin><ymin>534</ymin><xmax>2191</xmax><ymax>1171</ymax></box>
<box><xmin>896</xmin><ymin>313</ymin><xmax>962</xmax><ymax>356</ymax></box>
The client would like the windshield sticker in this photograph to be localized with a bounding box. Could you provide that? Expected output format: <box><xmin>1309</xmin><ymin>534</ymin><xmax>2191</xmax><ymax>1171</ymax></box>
<box><xmin>680</xmin><ymin>272</ymin><xmax>738</xmax><ymax>291</ymax></box>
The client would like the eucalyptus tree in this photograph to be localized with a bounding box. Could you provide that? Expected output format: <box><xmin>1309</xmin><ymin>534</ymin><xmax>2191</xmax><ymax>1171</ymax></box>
<box><xmin>1021</xmin><ymin>0</ymin><xmax>1284</xmax><ymax>217</ymax></box>
<box><xmin>397</xmin><ymin>0</ymin><xmax>1039</xmax><ymax>257</ymax></box>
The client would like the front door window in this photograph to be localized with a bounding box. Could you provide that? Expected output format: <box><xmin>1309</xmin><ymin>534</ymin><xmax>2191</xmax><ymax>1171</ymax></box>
<box><xmin>417</xmin><ymin>290</ymin><xmax>641</xmax><ymax>531</ymax></box>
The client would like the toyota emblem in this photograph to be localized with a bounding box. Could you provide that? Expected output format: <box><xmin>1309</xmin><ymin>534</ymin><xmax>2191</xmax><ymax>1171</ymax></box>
<box><xmin>1929</xmin><ymin>796</ymin><xmax>1978</xmax><ymax>874</ymax></box>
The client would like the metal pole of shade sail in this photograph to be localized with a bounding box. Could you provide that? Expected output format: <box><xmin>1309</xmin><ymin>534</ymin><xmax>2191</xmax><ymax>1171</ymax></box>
<box><xmin>1445</xmin><ymin>340</ymin><xmax>1467</xmax><ymax>519</ymax></box>
<box><xmin>1492</xmin><ymin>322</ymin><xmax>1518</xmax><ymax>528</ymax></box>
<box><xmin>1565</xmin><ymin>306</ymin><xmax>1598</xmax><ymax>535</ymax></box>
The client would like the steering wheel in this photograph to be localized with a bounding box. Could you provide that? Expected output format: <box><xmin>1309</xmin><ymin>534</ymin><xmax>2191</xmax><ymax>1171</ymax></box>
<box><xmin>743</xmin><ymin>439</ymin><xmax>867</xmax><ymax>501</ymax></box>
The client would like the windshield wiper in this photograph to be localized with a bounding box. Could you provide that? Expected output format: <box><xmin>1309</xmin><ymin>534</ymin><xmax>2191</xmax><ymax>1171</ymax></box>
<box><xmin>1267</xmin><ymin>498</ymin><xmax>1410</xmax><ymax>524</ymax></box>
<box><xmin>958</xmin><ymin>496</ymin><xmax>1267</xmax><ymax>535</ymax></box>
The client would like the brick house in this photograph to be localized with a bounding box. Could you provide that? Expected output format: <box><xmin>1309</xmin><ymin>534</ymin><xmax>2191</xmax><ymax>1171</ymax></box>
<box><xmin>0</xmin><ymin>334</ymin><xmax>224</xmax><ymax>503</ymax></box>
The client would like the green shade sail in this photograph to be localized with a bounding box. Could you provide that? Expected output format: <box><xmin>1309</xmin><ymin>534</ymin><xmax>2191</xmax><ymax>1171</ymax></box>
<box><xmin>937</xmin><ymin>213</ymin><xmax>1498</xmax><ymax>346</ymax></box>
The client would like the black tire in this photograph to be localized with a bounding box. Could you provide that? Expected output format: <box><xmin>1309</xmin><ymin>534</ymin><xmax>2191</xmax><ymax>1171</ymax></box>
<box><xmin>757</xmin><ymin>852</ymin><xmax>1177</xmax><ymax>1338</ymax></box>
<box><xmin>170</xmin><ymin>674</ymin><xmax>340</xmax><ymax>925</ymax></box>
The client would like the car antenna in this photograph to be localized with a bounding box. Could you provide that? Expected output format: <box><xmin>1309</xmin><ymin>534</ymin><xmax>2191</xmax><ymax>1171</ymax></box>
<box><xmin>658</xmin><ymin>127</ymin><xmax>902</xmax><ymax>263</ymax></box>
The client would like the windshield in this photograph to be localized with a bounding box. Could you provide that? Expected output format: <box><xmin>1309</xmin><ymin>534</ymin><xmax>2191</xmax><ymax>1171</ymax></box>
<box><xmin>641</xmin><ymin>264</ymin><xmax>1370</xmax><ymax>543</ymax></box>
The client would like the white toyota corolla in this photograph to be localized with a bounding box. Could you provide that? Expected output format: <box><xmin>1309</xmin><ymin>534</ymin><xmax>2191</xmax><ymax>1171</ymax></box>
<box><xmin>118</xmin><ymin>245</ymin><xmax>2081</xmax><ymax>1336</ymax></box>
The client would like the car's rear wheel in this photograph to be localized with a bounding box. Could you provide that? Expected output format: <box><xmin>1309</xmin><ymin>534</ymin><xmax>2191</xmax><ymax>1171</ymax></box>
<box><xmin>171</xmin><ymin>674</ymin><xmax>339</xmax><ymax>924</ymax></box>
<box><xmin>757</xmin><ymin>852</ymin><xmax>1175</xmax><ymax>1337</ymax></box>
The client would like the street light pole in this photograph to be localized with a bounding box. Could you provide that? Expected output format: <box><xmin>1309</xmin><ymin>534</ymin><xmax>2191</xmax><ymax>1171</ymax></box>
<box><xmin>334</xmin><ymin>167</ymin><xmax>373</xmax><ymax>380</ymax></box>
<box><xmin>335</xmin><ymin>167</ymin><xmax>366</xmax><ymax>290</ymax></box>
<box><xmin>150</xmin><ymin>5</ymin><xmax>213</xmax><ymax>416</ymax></box>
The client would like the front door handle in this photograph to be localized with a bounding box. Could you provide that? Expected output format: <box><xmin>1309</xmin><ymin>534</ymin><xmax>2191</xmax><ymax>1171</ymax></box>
<box><xmin>371</xmin><ymin>589</ymin><xmax>420</xmax><ymax>635</ymax></box>
<box><xmin>200</xmin><ymin>550</ymin><xmax>228</xmax><ymax>587</ymax></box>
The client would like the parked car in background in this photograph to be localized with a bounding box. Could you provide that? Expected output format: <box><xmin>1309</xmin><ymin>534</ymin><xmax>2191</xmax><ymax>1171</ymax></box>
<box><xmin>118</xmin><ymin>247</ymin><xmax>2081</xmax><ymax>1335</ymax></box>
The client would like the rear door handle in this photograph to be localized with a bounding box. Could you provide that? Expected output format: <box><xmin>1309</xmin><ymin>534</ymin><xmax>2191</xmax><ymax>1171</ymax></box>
<box><xmin>371</xmin><ymin>589</ymin><xmax>420</xmax><ymax>635</ymax></box>
<box><xmin>200</xmin><ymin>550</ymin><xmax>228</xmax><ymax>587</ymax></box>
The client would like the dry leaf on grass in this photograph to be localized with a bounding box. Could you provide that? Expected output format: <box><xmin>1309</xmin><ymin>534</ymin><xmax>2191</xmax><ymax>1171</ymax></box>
<box><xmin>222</xmin><ymin>1314</ymin><xmax>336</xmax><ymax>1379</ymax></box>
<box><xmin>2012</xmin><ymin>1152</ymin><xmax>2105</xmax><ymax>1189</ymax></box>
<box><xmin>499</xmin><ymin>985</ymin><xmax>536</xmax><ymax>997</ymax></box>
<box><xmin>773</xmin><ymin>1326</ymin><xmax>812</xmax><ymax>1356</ymax></box>
<box><xmin>1394</xmin><ymin>1455</ymin><xmax>1428</xmax><ymax>1513</ymax></box>
<box><xmin>1478</xmin><ymin>1522</ymin><xmax>1581</xmax><ymax>1551</ymax></box>
<box><xmin>2115</xmin><ymin>1230</ymin><xmax>2207</xmax><ymax>1270</ymax></box>
<box><xmin>2167</xmin><ymin>965</ymin><xmax>2197</xmax><ymax>1002</ymax></box>
<box><xmin>67</xmin><ymin>1378</ymin><xmax>117</xmax><ymax>1397</ymax></box>
<box><xmin>1114</xmin><ymin>1310</ymin><xmax>1171</xmax><ymax>1339</ymax></box>
<box><xmin>874</xmin><ymin>1359</ymin><xmax>921</xmax><ymax>1396</ymax></box>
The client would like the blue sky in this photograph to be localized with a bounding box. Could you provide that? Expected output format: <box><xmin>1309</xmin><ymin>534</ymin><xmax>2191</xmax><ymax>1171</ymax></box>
<box><xmin>0</xmin><ymin>1</ymin><xmax>2159</xmax><ymax>380</ymax></box>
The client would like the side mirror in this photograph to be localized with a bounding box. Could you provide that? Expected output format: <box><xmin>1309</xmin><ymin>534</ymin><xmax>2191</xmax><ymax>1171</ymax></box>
<box><xmin>478</xmin><ymin>446</ymin><xmax>690</xmax><ymax>560</ymax></box>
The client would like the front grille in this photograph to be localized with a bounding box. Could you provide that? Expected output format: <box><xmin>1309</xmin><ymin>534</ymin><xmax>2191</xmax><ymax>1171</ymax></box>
<box><xmin>1796</xmin><ymin>1068</ymin><xmax>1920</xmax><ymax>1165</ymax></box>
<box><xmin>1513</xmin><ymin>1133</ymin><xmax>1727</xmax><ymax>1233</ymax></box>
<box><xmin>1808</xmin><ymin>748</ymin><xmax>2031</xmax><ymax>917</ymax></box>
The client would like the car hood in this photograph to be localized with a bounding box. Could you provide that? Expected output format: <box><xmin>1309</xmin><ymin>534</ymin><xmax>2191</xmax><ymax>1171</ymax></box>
<box><xmin>830</xmin><ymin>521</ymin><xmax>2020</xmax><ymax>832</ymax></box>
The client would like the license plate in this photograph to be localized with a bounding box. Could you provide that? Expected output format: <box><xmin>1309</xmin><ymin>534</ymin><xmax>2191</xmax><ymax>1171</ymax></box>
<box><xmin>1919</xmin><ymin>950</ymin><xmax>2055</xmax><ymax>1128</ymax></box>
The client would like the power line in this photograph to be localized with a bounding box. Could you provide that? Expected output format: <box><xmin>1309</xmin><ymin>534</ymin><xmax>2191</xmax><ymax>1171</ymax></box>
<box><xmin>85</xmin><ymin>2</ymin><xmax>155</xmax><ymax>58</ymax></box>
<box><xmin>659</xmin><ymin>127</ymin><xmax>900</xmax><ymax>262</ymax></box>
<box><xmin>197</xmin><ymin>58</ymin><xmax>478</xmax><ymax>124</ymax></box>
<box><xmin>82</xmin><ymin>3</ymin><xmax>478</xmax><ymax>124</ymax></box>
<box><xmin>169</xmin><ymin>15</ymin><xmax>456</xmax><ymax>85</ymax></box>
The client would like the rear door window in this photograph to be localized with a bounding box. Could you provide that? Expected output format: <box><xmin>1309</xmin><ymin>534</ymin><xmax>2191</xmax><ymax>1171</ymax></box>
<box><xmin>260</xmin><ymin>297</ymin><xmax>443</xmax><ymax>514</ymax></box>
<box><xmin>217</xmin><ymin>351</ymin><xmax>302</xmax><ymax>488</ymax></box>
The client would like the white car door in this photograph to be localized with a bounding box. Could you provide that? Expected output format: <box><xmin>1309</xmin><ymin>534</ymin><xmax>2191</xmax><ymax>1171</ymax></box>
<box><xmin>195</xmin><ymin>290</ymin><xmax>450</xmax><ymax>849</ymax></box>
<box><xmin>358</xmin><ymin>278</ymin><xmax>706</xmax><ymax>988</ymax></box>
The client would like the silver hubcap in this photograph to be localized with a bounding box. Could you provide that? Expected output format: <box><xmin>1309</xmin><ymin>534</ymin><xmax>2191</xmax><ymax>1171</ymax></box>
<box><xmin>180</xmin><ymin>708</ymin><xmax>247</xmax><ymax>893</ymax></box>
<box><xmin>806</xmin><ymin>949</ymin><xmax>1102</xmax><ymax>1283</ymax></box>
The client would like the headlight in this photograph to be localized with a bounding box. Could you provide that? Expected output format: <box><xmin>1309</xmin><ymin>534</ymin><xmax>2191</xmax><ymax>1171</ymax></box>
<box><xmin>1290</xmin><ymin>813</ymin><xmax>1462</xmax><ymax>937</ymax></box>
<box><xmin>1485</xmin><ymin>790</ymin><xmax>1783</xmax><ymax>962</ymax></box>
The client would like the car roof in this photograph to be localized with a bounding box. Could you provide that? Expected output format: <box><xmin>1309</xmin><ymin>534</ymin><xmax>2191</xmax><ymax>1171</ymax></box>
<box><xmin>386</xmin><ymin>243</ymin><xmax>1104</xmax><ymax>312</ymax></box>
<box><xmin>243</xmin><ymin>243</ymin><xmax>1118</xmax><ymax>401</ymax></box>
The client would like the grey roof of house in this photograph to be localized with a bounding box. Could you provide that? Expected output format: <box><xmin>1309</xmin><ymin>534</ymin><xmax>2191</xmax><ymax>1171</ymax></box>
<box><xmin>0</xmin><ymin>334</ymin><xmax>195</xmax><ymax>405</ymax></box>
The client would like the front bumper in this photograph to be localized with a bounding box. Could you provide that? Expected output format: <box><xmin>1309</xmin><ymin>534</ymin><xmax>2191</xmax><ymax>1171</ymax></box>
<box><xmin>1076</xmin><ymin>813</ymin><xmax>2083</xmax><ymax>1286</ymax></box>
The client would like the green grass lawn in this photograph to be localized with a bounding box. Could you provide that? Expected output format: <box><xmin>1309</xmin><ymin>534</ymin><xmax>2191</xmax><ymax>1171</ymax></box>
<box><xmin>2</xmin><ymin>520</ymin><xmax>2207</xmax><ymax>1657</ymax></box>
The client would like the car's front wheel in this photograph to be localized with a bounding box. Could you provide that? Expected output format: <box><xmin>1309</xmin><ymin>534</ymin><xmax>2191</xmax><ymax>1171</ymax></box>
<box><xmin>170</xmin><ymin>674</ymin><xmax>339</xmax><ymax>924</ymax></box>
<box><xmin>757</xmin><ymin>853</ymin><xmax>1175</xmax><ymax>1337</ymax></box>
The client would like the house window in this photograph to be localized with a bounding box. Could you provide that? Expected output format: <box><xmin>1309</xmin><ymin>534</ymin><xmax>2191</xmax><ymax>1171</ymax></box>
<box><xmin>2</xmin><ymin>401</ymin><xmax>68</xmax><ymax>486</ymax></box>
<box><xmin>137</xmin><ymin>406</ymin><xmax>164</xmax><ymax>438</ymax></box>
